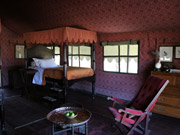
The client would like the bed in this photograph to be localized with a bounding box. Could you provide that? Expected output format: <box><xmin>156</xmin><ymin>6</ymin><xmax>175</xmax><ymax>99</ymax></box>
<box><xmin>23</xmin><ymin>27</ymin><xmax>97</xmax><ymax>102</ymax></box>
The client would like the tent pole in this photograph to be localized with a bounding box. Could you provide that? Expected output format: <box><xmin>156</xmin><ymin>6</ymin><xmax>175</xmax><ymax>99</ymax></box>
<box><xmin>24</xmin><ymin>41</ymin><xmax>27</xmax><ymax>69</ymax></box>
<box><xmin>52</xmin><ymin>43</ymin><xmax>55</xmax><ymax>58</ymax></box>
<box><xmin>92</xmin><ymin>41</ymin><xmax>96</xmax><ymax>98</ymax></box>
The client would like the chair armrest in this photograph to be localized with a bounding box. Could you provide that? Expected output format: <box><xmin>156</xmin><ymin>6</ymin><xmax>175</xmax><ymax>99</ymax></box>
<box><xmin>118</xmin><ymin>108</ymin><xmax>144</xmax><ymax>116</ymax></box>
<box><xmin>107</xmin><ymin>96</ymin><xmax>126</xmax><ymax>104</ymax></box>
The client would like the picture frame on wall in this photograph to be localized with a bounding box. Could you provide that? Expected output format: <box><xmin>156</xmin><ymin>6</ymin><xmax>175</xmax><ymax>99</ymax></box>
<box><xmin>15</xmin><ymin>45</ymin><xmax>25</xmax><ymax>58</ymax></box>
<box><xmin>159</xmin><ymin>46</ymin><xmax>173</xmax><ymax>62</ymax></box>
<box><xmin>174</xmin><ymin>46</ymin><xmax>180</xmax><ymax>59</ymax></box>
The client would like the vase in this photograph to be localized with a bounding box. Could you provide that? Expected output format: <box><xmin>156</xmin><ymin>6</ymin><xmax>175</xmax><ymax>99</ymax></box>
<box><xmin>155</xmin><ymin>59</ymin><xmax>161</xmax><ymax>71</ymax></box>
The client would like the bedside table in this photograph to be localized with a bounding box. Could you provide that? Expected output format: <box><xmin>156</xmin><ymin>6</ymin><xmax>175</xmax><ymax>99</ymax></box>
<box><xmin>19</xmin><ymin>68</ymin><xmax>37</xmax><ymax>97</ymax></box>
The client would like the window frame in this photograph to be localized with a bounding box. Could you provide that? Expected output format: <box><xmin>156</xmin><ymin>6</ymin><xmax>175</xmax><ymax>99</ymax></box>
<box><xmin>46</xmin><ymin>45</ymin><xmax>61</xmax><ymax>65</ymax></box>
<box><xmin>102</xmin><ymin>42</ymin><xmax>140</xmax><ymax>75</ymax></box>
<box><xmin>68</xmin><ymin>44</ymin><xmax>92</xmax><ymax>68</ymax></box>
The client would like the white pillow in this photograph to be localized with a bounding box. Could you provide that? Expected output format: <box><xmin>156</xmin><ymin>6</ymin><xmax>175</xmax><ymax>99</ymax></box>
<box><xmin>39</xmin><ymin>59</ymin><xmax>58</xmax><ymax>68</ymax></box>
<box><xmin>32</xmin><ymin>58</ymin><xmax>40</xmax><ymax>67</ymax></box>
<box><xmin>33</xmin><ymin>58</ymin><xmax>58</xmax><ymax>68</ymax></box>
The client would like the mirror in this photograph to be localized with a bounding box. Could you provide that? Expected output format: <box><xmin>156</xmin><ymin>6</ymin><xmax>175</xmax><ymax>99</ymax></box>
<box><xmin>15</xmin><ymin>45</ymin><xmax>24</xmax><ymax>58</ymax></box>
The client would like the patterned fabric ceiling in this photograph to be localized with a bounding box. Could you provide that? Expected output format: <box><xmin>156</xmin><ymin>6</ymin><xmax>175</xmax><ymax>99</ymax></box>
<box><xmin>1</xmin><ymin>0</ymin><xmax>180</xmax><ymax>34</ymax></box>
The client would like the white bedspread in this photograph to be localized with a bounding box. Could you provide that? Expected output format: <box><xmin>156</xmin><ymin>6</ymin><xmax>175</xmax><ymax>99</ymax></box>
<box><xmin>29</xmin><ymin>65</ymin><xmax>63</xmax><ymax>85</ymax></box>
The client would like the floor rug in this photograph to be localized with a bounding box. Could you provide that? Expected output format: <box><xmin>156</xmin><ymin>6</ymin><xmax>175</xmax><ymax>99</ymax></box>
<box><xmin>88</xmin><ymin>113</ymin><xmax>119</xmax><ymax>135</ymax></box>
<box><xmin>4</xmin><ymin>96</ymin><xmax>51</xmax><ymax>129</ymax></box>
<box><xmin>11</xmin><ymin>112</ymin><xmax>119</xmax><ymax>135</ymax></box>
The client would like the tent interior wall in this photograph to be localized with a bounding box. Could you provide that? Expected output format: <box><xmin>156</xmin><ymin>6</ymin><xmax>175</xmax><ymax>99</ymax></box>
<box><xmin>0</xmin><ymin>1</ymin><xmax>180</xmax><ymax>134</ymax></box>
<box><xmin>0</xmin><ymin>0</ymin><xmax>180</xmax><ymax>100</ymax></box>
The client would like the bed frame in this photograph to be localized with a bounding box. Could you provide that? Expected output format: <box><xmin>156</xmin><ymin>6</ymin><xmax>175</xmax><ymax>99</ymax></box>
<box><xmin>24</xmin><ymin>42</ymin><xmax>96</xmax><ymax>102</ymax></box>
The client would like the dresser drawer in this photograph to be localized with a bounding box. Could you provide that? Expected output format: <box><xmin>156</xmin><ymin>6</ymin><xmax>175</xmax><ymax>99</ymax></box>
<box><xmin>157</xmin><ymin>95</ymin><xmax>180</xmax><ymax>107</ymax></box>
<box><xmin>151</xmin><ymin>74</ymin><xmax>175</xmax><ymax>86</ymax></box>
<box><xmin>175</xmin><ymin>77</ymin><xmax>180</xmax><ymax>87</ymax></box>
<box><xmin>163</xmin><ymin>87</ymin><xmax>180</xmax><ymax>96</ymax></box>
<box><xmin>152</xmin><ymin>104</ymin><xmax>180</xmax><ymax>119</ymax></box>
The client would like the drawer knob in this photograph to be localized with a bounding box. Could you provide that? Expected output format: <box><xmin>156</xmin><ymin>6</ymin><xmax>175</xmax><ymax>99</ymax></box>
<box><xmin>158</xmin><ymin>97</ymin><xmax>164</xmax><ymax>101</ymax></box>
<box><xmin>157</xmin><ymin>107</ymin><xmax>163</xmax><ymax>111</ymax></box>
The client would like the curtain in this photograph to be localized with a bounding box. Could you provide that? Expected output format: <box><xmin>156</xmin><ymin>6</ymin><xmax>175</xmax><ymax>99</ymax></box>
<box><xmin>23</xmin><ymin>27</ymin><xmax>97</xmax><ymax>45</ymax></box>
<box><xmin>101</xmin><ymin>40</ymin><xmax>139</xmax><ymax>46</ymax></box>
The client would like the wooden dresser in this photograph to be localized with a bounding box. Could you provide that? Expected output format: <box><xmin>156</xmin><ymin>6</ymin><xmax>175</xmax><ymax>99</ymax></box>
<box><xmin>151</xmin><ymin>71</ymin><xmax>180</xmax><ymax>118</ymax></box>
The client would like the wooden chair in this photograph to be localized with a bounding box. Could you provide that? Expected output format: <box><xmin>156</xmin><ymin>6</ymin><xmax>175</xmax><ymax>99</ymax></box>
<box><xmin>107</xmin><ymin>76</ymin><xmax>169</xmax><ymax>135</ymax></box>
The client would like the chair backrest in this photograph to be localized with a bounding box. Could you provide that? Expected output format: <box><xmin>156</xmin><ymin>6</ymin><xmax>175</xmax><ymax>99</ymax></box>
<box><xmin>131</xmin><ymin>76</ymin><xmax>169</xmax><ymax>112</ymax></box>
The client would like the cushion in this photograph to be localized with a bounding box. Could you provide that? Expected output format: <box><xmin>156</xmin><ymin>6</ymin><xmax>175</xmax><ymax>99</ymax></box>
<box><xmin>108</xmin><ymin>107</ymin><xmax>136</xmax><ymax>124</ymax></box>
<box><xmin>118</xmin><ymin>107</ymin><xmax>135</xmax><ymax>119</ymax></box>
<box><xmin>108</xmin><ymin>107</ymin><xmax>122</xmax><ymax>122</ymax></box>
<box><xmin>33</xmin><ymin>58</ymin><xmax>58</xmax><ymax>68</ymax></box>
<box><xmin>31</xmin><ymin>61</ymin><xmax>36</xmax><ymax>67</ymax></box>
<box><xmin>127</xmin><ymin>107</ymin><xmax>136</xmax><ymax>119</ymax></box>
<box><xmin>131</xmin><ymin>76</ymin><xmax>166</xmax><ymax>111</ymax></box>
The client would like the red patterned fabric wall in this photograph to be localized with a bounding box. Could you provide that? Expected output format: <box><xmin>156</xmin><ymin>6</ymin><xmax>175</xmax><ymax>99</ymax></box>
<box><xmin>17</xmin><ymin>0</ymin><xmax>180</xmax><ymax>33</ymax></box>
<box><xmin>0</xmin><ymin>25</ymin><xmax>24</xmax><ymax>86</ymax></box>
<box><xmin>72</xmin><ymin>29</ymin><xmax>180</xmax><ymax>100</ymax></box>
<box><xmin>1</xmin><ymin>23</ymin><xmax>180</xmax><ymax>100</ymax></box>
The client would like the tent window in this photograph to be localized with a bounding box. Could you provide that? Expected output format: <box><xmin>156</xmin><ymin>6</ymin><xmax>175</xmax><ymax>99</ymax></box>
<box><xmin>46</xmin><ymin>46</ymin><xmax>60</xmax><ymax>65</ymax></box>
<box><xmin>68</xmin><ymin>45</ymin><xmax>91</xmax><ymax>68</ymax></box>
<box><xmin>103</xmin><ymin>43</ymin><xmax>139</xmax><ymax>74</ymax></box>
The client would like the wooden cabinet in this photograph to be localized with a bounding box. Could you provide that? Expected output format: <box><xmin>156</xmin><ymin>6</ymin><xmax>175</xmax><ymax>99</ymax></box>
<box><xmin>151</xmin><ymin>71</ymin><xmax>180</xmax><ymax>119</ymax></box>
<box><xmin>8</xmin><ymin>68</ymin><xmax>23</xmax><ymax>89</ymax></box>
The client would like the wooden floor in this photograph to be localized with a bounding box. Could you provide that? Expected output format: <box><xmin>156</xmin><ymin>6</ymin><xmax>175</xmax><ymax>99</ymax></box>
<box><xmin>2</xmin><ymin>87</ymin><xmax>180</xmax><ymax>135</ymax></box>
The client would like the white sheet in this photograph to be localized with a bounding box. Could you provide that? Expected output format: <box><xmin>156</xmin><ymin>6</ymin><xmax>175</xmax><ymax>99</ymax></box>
<box><xmin>29</xmin><ymin>65</ymin><xmax>63</xmax><ymax>85</ymax></box>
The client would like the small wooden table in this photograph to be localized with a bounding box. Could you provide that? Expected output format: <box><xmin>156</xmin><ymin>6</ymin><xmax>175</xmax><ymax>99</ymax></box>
<box><xmin>47</xmin><ymin>107</ymin><xmax>91</xmax><ymax>135</ymax></box>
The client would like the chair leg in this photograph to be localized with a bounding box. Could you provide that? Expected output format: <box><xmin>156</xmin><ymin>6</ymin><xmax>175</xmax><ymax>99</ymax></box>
<box><xmin>137</xmin><ymin>124</ymin><xmax>144</xmax><ymax>131</ymax></box>
<box><xmin>127</xmin><ymin>129</ymin><xmax>133</xmax><ymax>135</ymax></box>
<box><xmin>126</xmin><ymin>114</ymin><xmax>146</xmax><ymax>135</ymax></box>
<box><xmin>144</xmin><ymin>112</ymin><xmax>151</xmax><ymax>135</ymax></box>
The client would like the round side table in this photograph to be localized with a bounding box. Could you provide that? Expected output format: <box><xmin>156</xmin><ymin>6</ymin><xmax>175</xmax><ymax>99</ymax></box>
<box><xmin>47</xmin><ymin>107</ymin><xmax>91</xmax><ymax>135</ymax></box>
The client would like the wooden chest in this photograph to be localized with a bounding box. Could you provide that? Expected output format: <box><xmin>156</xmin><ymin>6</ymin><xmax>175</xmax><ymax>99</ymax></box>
<box><xmin>151</xmin><ymin>71</ymin><xmax>180</xmax><ymax>119</ymax></box>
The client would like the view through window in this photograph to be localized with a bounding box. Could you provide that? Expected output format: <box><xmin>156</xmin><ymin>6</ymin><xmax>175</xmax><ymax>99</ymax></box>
<box><xmin>68</xmin><ymin>45</ymin><xmax>91</xmax><ymax>68</ymax></box>
<box><xmin>46</xmin><ymin>46</ymin><xmax>60</xmax><ymax>65</ymax></box>
<box><xmin>103</xmin><ymin>43</ymin><xmax>139</xmax><ymax>74</ymax></box>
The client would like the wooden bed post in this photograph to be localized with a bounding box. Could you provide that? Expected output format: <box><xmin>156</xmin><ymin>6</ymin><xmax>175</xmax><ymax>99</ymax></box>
<box><xmin>63</xmin><ymin>42</ymin><xmax>68</xmax><ymax>103</ymax></box>
<box><xmin>52</xmin><ymin>43</ymin><xmax>55</xmax><ymax>58</ymax></box>
<box><xmin>92</xmin><ymin>41</ymin><xmax>96</xmax><ymax>98</ymax></box>
<box><xmin>24</xmin><ymin>41</ymin><xmax>28</xmax><ymax>69</ymax></box>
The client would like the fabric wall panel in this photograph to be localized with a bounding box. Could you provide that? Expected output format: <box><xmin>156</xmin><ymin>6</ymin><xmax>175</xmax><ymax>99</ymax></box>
<box><xmin>73</xmin><ymin>29</ymin><xmax>180</xmax><ymax>100</ymax></box>
<box><xmin>0</xmin><ymin>25</ymin><xmax>24</xmax><ymax>86</ymax></box>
